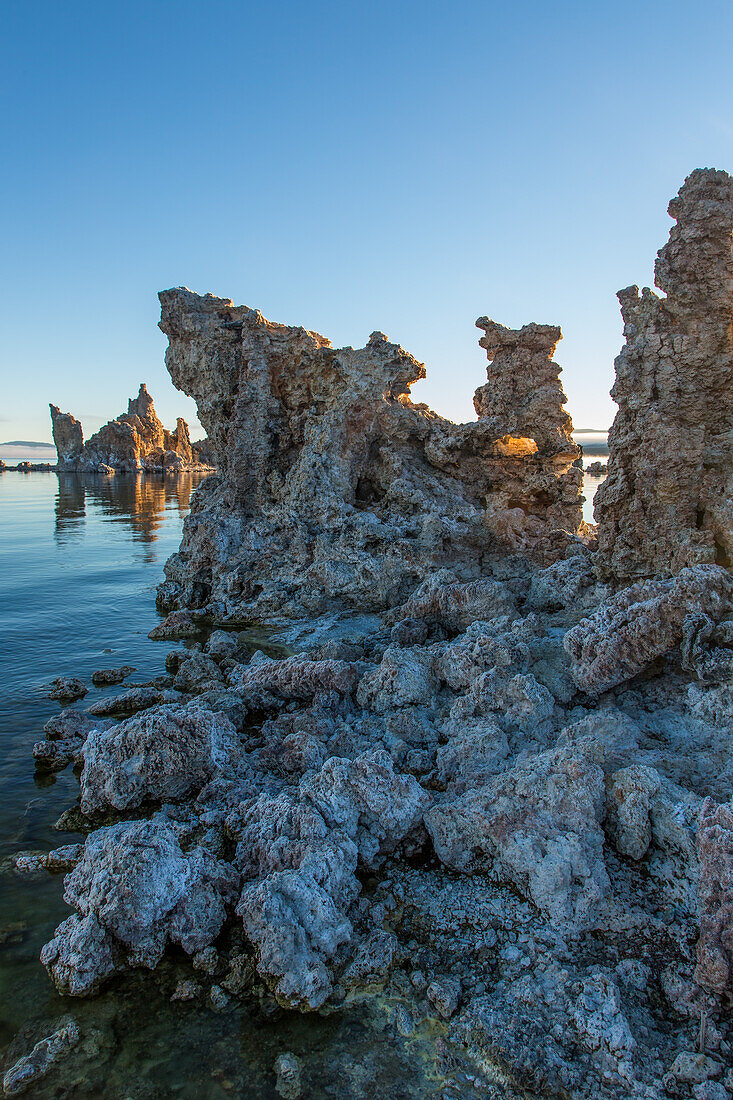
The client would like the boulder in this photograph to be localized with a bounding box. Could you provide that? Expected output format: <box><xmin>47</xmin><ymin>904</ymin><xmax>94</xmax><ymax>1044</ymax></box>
<box><xmin>564</xmin><ymin>565</ymin><xmax>733</xmax><ymax>695</ymax></box>
<box><xmin>79</xmin><ymin>702</ymin><xmax>239</xmax><ymax>813</ymax></box>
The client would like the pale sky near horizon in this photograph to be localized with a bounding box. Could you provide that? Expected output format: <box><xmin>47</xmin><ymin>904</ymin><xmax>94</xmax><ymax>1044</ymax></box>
<box><xmin>2</xmin><ymin>0</ymin><xmax>733</xmax><ymax>442</ymax></box>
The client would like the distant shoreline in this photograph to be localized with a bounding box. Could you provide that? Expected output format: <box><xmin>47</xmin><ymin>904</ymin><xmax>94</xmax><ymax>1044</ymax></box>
<box><xmin>0</xmin><ymin>440</ymin><xmax>55</xmax><ymax>448</ymax></box>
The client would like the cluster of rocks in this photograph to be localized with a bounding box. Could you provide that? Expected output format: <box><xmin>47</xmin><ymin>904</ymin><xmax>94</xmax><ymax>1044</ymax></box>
<box><xmin>586</xmin><ymin>459</ymin><xmax>608</xmax><ymax>476</ymax></box>
<box><xmin>0</xmin><ymin>460</ymin><xmax>56</xmax><ymax>472</ymax></box>
<box><xmin>155</xmin><ymin>291</ymin><xmax>585</xmax><ymax>620</ymax></box>
<box><xmin>50</xmin><ymin>383</ymin><xmax>215</xmax><ymax>474</ymax></box>
<box><xmin>8</xmin><ymin>168</ymin><xmax>733</xmax><ymax>1099</ymax></box>
<box><xmin>20</xmin><ymin>555</ymin><xmax>733</xmax><ymax>1097</ymax></box>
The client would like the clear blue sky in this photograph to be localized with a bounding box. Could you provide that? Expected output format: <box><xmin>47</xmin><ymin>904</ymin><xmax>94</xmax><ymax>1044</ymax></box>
<box><xmin>2</xmin><ymin>0</ymin><xmax>733</xmax><ymax>442</ymax></box>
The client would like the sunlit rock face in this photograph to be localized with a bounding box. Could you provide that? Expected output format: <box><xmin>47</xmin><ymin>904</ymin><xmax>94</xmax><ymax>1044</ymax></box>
<box><xmin>49</xmin><ymin>406</ymin><xmax>84</xmax><ymax>469</ymax></box>
<box><xmin>474</xmin><ymin>320</ymin><xmax>575</xmax><ymax>453</ymax></box>
<box><xmin>596</xmin><ymin>168</ymin><xmax>733</xmax><ymax>581</ymax></box>
<box><xmin>50</xmin><ymin>384</ymin><xmax>213</xmax><ymax>473</ymax></box>
<box><xmin>156</xmin><ymin>289</ymin><xmax>583</xmax><ymax>620</ymax></box>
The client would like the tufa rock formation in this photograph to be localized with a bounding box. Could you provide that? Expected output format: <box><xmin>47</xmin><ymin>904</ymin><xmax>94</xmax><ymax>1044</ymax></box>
<box><xmin>28</xmin><ymin>172</ymin><xmax>733</xmax><ymax>1099</ymax></box>
<box><xmin>596</xmin><ymin>168</ymin><xmax>733</xmax><ymax>581</ymax></box>
<box><xmin>156</xmin><ymin>289</ymin><xmax>583</xmax><ymax>620</ymax></box>
<box><xmin>49</xmin><ymin>407</ymin><xmax>83</xmax><ymax>467</ymax></box>
<box><xmin>50</xmin><ymin>384</ymin><xmax>214</xmax><ymax>474</ymax></box>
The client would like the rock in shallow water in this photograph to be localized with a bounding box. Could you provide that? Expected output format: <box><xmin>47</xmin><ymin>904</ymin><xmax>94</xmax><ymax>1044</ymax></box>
<box><xmin>234</xmin><ymin>749</ymin><xmax>427</xmax><ymax>1009</ymax></box>
<box><xmin>91</xmin><ymin>665</ymin><xmax>135</xmax><ymax>685</ymax></box>
<box><xmin>50</xmin><ymin>383</ymin><xmax>212</xmax><ymax>473</ymax></box>
<box><xmin>48</xmin><ymin>677</ymin><xmax>88</xmax><ymax>703</ymax></box>
<box><xmin>41</xmin><ymin>818</ymin><xmax>238</xmax><ymax>995</ymax></box>
<box><xmin>79</xmin><ymin>701</ymin><xmax>239</xmax><ymax>814</ymax></box>
<box><xmin>2</xmin><ymin>1016</ymin><xmax>80</xmax><ymax>1096</ymax></box>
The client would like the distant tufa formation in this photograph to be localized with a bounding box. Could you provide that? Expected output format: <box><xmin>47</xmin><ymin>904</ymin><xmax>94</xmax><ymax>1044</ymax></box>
<box><xmin>156</xmin><ymin>290</ymin><xmax>583</xmax><ymax>619</ymax></box>
<box><xmin>596</xmin><ymin>168</ymin><xmax>733</xmax><ymax>580</ymax></box>
<box><xmin>50</xmin><ymin>384</ymin><xmax>214</xmax><ymax>474</ymax></box>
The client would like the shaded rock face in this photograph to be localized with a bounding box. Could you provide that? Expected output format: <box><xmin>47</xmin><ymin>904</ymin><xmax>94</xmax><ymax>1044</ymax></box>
<box><xmin>49</xmin><ymin>384</ymin><xmax>213</xmax><ymax>473</ymax></box>
<box><xmin>695</xmin><ymin>797</ymin><xmax>733</xmax><ymax>994</ymax></box>
<box><xmin>596</xmin><ymin>168</ymin><xmax>733</xmax><ymax>581</ymax></box>
<box><xmin>156</xmin><ymin>288</ymin><xmax>582</xmax><ymax>619</ymax></box>
<box><xmin>564</xmin><ymin>564</ymin><xmax>733</xmax><ymax>695</ymax></box>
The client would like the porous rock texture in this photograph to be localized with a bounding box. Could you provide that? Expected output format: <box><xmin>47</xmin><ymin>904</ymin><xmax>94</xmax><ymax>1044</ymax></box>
<box><xmin>79</xmin><ymin>702</ymin><xmax>239</xmax><ymax>814</ymax></box>
<box><xmin>50</xmin><ymin>384</ymin><xmax>214</xmax><ymax>473</ymax></box>
<box><xmin>41</xmin><ymin>818</ymin><xmax>238</xmax><ymax>995</ymax></box>
<box><xmin>35</xmin><ymin>544</ymin><xmax>733</xmax><ymax>1095</ymax></box>
<box><xmin>596</xmin><ymin>168</ymin><xmax>733</xmax><ymax>581</ymax></box>
<box><xmin>155</xmin><ymin>288</ymin><xmax>583</xmax><ymax>620</ymax></box>
<box><xmin>425</xmin><ymin>745</ymin><xmax>609</xmax><ymax>928</ymax></box>
<box><xmin>29</xmin><ymin>175</ymin><xmax>733</xmax><ymax>1098</ymax></box>
<box><xmin>235</xmin><ymin>748</ymin><xmax>427</xmax><ymax>1009</ymax></box>
<box><xmin>695</xmin><ymin>797</ymin><xmax>733</xmax><ymax>994</ymax></box>
<box><xmin>564</xmin><ymin>564</ymin><xmax>733</xmax><ymax>695</ymax></box>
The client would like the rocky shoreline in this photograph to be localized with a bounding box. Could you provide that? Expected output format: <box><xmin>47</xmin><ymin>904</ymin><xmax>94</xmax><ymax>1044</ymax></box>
<box><xmin>0</xmin><ymin>461</ymin><xmax>57</xmax><ymax>472</ymax></box>
<box><xmin>4</xmin><ymin>169</ymin><xmax>733</xmax><ymax>1099</ymax></box>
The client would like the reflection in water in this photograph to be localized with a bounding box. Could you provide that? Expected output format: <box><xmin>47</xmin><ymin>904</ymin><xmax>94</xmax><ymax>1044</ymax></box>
<box><xmin>55</xmin><ymin>472</ymin><xmax>204</xmax><ymax>557</ymax></box>
<box><xmin>582</xmin><ymin>472</ymin><xmax>607</xmax><ymax>524</ymax></box>
<box><xmin>54</xmin><ymin>475</ymin><xmax>86</xmax><ymax>542</ymax></box>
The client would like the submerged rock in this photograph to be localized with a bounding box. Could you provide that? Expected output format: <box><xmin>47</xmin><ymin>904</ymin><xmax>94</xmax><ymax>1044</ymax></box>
<box><xmin>274</xmin><ymin>1052</ymin><xmax>302</xmax><ymax>1099</ymax></box>
<box><xmin>2</xmin><ymin>1016</ymin><xmax>80</xmax><ymax>1096</ymax></box>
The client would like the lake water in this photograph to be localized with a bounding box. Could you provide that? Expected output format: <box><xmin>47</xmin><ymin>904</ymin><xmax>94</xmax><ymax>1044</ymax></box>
<box><xmin>0</xmin><ymin>467</ymin><xmax>605</xmax><ymax>1096</ymax></box>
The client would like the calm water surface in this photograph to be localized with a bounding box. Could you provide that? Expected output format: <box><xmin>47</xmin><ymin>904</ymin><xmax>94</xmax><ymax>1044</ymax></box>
<box><xmin>0</xmin><ymin>470</ymin><xmax>450</xmax><ymax>1099</ymax></box>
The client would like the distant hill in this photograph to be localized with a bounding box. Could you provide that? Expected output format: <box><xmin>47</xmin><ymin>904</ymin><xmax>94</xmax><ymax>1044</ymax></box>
<box><xmin>573</xmin><ymin>428</ymin><xmax>609</xmax><ymax>435</ymax></box>
<box><xmin>0</xmin><ymin>440</ymin><xmax>55</xmax><ymax>448</ymax></box>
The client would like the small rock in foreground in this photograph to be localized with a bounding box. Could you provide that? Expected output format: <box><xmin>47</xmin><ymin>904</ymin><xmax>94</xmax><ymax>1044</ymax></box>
<box><xmin>2</xmin><ymin>1016</ymin><xmax>80</xmax><ymax>1096</ymax></box>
